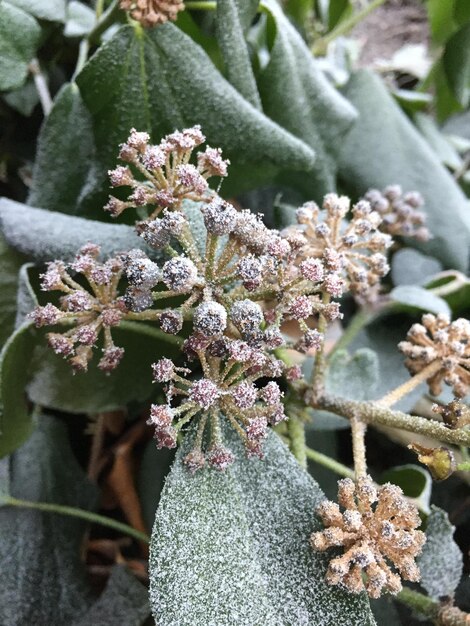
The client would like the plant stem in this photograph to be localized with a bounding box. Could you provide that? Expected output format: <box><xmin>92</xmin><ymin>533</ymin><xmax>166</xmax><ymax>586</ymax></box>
<box><xmin>377</xmin><ymin>361</ymin><xmax>441</xmax><ymax>408</ymax></box>
<box><xmin>350</xmin><ymin>414</ymin><xmax>367</xmax><ymax>480</ymax></box>
<box><xmin>457</xmin><ymin>461</ymin><xmax>470</xmax><ymax>472</ymax></box>
<box><xmin>396</xmin><ymin>587</ymin><xmax>438</xmax><ymax>619</ymax></box>
<box><xmin>185</xmin><ymin>0</ymin><xmax>216</xmax><ymax>9</ymax></box>
<box><xmin>311</xmin><ymin>292</ymin><xmax>330</xmax><ymax>401</ymax></box>
<box><xmin>287</xmin><ymin>417</ymin><xmax>307</xmax><ymax>469</ymax></box>
<box><xmin>330</xmin><ymin>308</ymin><xmax>373</xmax><ymax>355</ymax></box>
<box><xmin>119</xmin><ymin>320</ymin><xmax>184</xmax><ymax>346</ymax></box>
<box><xmin>29</xmin><ymin>59</ymin><xmax>52</xmax><ymax>116</ymax></box>
<box><xmin>0</xmin><ymin>494</ymin><xmax>150</xmax><ymax>543</ymax></box>
<box><xmin>312</xmin><ymin>0</ymin><xmax>388</xmax><ymax>55</ymax></box>
<box><xmin>313</xmin><ymin>394</ymin><xmax>470</xmax><ymax>447</ymax></box>
<box><xmin>305</xmin><ymin>446</ymin><xmax>355</xmax><ymax>479</ymax></box>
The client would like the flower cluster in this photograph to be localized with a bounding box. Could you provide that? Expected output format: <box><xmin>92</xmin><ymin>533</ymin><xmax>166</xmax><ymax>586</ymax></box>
<box><xmin>364</xmin><ymin>185</ymin><xmax>430</xmax><ymax>242</ymax></box>
<box><xmin>29</xmin><ymin>244</ymin><xmax>139</xmax><ymax>373</ymax></box>
<box><xmin>399</xmin><ymin>314</ymin><xmax>470</xmax><ymax>397</ymax></box>
<box><xmin>119</xmin><ymin>0</ymin><xmax>185</xmax><ymax>27</ymax></box>
<box><xmin>105</xmin><ymin>126</ymin><xmax>228</xmax><ymax>225</ymax></box>
<box><xmin>311</xmin><ymin>476</ymin><xmax>425</xmax><ymax>598</ymax></box>
<box><xmin>286</xmin><ymin>194</ymin><xmax>392</xmax><ymax>302</ymax></box>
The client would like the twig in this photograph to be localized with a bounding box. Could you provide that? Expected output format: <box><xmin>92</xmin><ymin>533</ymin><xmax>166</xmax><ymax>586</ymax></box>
<box><xmin>377</xmin><ymin>361</ymin><xmax>441</xmax><ymax>408</ymax></box>
<box><xmin>305</xmin><ymin>446</ymin><xmax>355</xmax><ymax>479</ymax></box>
<box><xmin>287</xmin><ymin>417</ymin><xmax>307</xmax><ymax>468</ymax></box>
<box><xmin>29</xmin><ymin>59</ymin><xmax>52</xmax><ymax>116</ymax></box>
<box><xmin>350</xmin><ymin>414</ymin><xmax>367</xmax><ymax>480</ymax></box>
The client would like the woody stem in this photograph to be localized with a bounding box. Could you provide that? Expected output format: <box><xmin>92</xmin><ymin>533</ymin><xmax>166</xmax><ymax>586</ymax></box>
<box><xmin>350</xmin><ymin>414</ymin><xmax>367</xmax><ymax>480</ymax></box>
<box><xmin>377</xmin><ymin>360</ymin><xmax>442</xmax><ymax>408</ymax></box>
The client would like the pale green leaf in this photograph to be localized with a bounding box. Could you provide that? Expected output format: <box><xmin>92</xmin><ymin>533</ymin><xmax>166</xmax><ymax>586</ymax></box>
<box><xmin>389</xmin><ymin>285</ymin><xmax>451</xmax><ymax>317</ymax></box>
<box><xmin>391</xmin><ymin>248</ymin><xmax>442</xmax><ymax>287</ymax></box>
<box><xmin>150</xmin><ymin>427</ymin><xmax>375</xmax><ymax>626</ymax></box>
<box><xmin>64</xmin><ymin>1</ymin><xmax>95</xmax><ymax>38</ymax></box>
<box><xmin>414</xmin><ymin>112</ymin><xmax>462</xmax><ymax>170</ymax></box>
<box><xmin>443</xmin><ymin>23</ymin><xmax>470</xmax><ymax>107</ymax></box>
<box><xmin>0</xmin><ymin>233</ymin><xmax>26</xmax><ymax>346</ymax></box>
<box><xmin>8</xmin><ymin>0</ymin><xmax>66</xmax><ymax>22</ymax></box>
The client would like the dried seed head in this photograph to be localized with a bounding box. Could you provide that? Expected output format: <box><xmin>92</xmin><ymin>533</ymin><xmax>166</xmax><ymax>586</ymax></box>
<box><xmin>311</xmin><ymin>475</ymin><xmax>425</xmax><ymax>598</ymax></box>
<box><xmin>189</xmin><ymin>378</ymin><xmax>220</xmax><ymax>409</ymax></box>
<box><xmin>193</xmin><ymin>301</ymin><xmax>227</xmax><ymax>337</ymax></box>
<box><xmin>119</xmin><ymin>0</ymin><xmax>184</xmax><ymax>27</ymax></box>
<box><xmin>162</xmin><ymin>257</ymin><xmax>199</xmax><ymax>292</ymax></box>
<box><xmin>125</xmin><ymin>250</ymin><xmax>161</xmax><ymax>288</ymax></box>
<box><xmin>230</xmin><ymin>299</ymin><xmax>263</xmax><ymax>339</ymax></box>
<box><xmin>201</xmin><ymin>197</ymin><xmax>237</xmax><ymax>235</ymax></box>
<box><xmin>408</xmin><ymin>443</ymin><xmax>456</xmax><ymax>481</ymax></box>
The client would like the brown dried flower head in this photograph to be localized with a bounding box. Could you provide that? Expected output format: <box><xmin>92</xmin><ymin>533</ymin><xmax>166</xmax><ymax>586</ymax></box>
<box><xmin>311</xmin><ymin>476</ymin><xmax>425</xmax><ymax>598</ymax></box>
<box><xmin>120</xmin><ymin>0</ymin><xmax>184</xmax><ymax>27</ymax></box>
<box><xmin>364</xmin><ymin>185</ymin><xmax>430</xmax><ymax>242</ymax></box>
<box><xmin>408</xmin><ymin>442</ymin><xmax>456</xmax><ymax>481</ymax></box>
<box><xmin>288</xmin><ymin>194</ymin><xmax>392</xmax><ymax>302</ymax></box>
<box><xmin>399</xmin><ymin>314</ymin><xmax>470</xmax><ymax>397</ymax></box>
<box><xmin>432</xmin><ymin>398</ymin><xmax>470</xmax><ymax>430</ymax></box>
<box><xmin>29</xmin><ymin>244</ymin><xmax>138</xmax><ymax>373</ymax></box>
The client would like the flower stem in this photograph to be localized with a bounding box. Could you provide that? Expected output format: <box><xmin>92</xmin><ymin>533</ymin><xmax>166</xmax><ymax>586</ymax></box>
<box><xmin>350</xmin><ymin>414</ymin><xmax>367</xmax><ymax>480</ymax></box>
<box><xmin>378</xmin><ymin>361</ymin><xmax>441</xmax><ymax>408</ymax></box>
<box><xmin>311</xmin><ymin>291</ymin><xmax>330</xmax><ymax>401</ymax></box>
<box><xmin>287</xmin><ymin>417</ymin><xmax>307</xmax><ymax>469</ymax></box>
<box><xmin>29</xmin><ymin>59</ymin><xmax>52</xmax><ymax>116</ymax></box>
<box><xmin>305</xmin><ymin>446</ymin><xmax>355</xmax><ymax>479</ymax></box>
<box><xmin>396</xmin><ymin>587</ymin><xmax>437</xmax><ymax>619</ymax></box>
<box><xmin>330</xmin><ymin>308</ymin><xmax>374</xmax><ymax>356</ymax></box>
<box><xmin>0</xmin><ymin>494</ymin><xmax>150</xmax><ymax>543</ymax></box>
<box><xmin>457</xmin><ymin>461</ymin><xmax>470</xmax><ymax>472</ymax></box>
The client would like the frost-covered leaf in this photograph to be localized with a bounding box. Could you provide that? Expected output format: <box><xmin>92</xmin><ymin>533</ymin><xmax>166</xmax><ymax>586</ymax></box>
<box><xmin>339</xmin><ymin>70</ymin><xmax>470</xmax><ymax>271</ymax></box>
<box><xmin>391</xmin><ymin>248</ymin><xmax>443</xmax><ymax>287</ymax></box>
<box><xmin>0</xmin><ymin>233</ymin><xmax>26</xmax><ymax>346</ymax></box>
<box><xmin>15</xmin><ymin>263</ymin><xmax>38</xmax><ymax>329</ymax></box>
<box><xmin>370</xmin><ymin>596</ymin><xmax>402</xmax><ymax>626</ymax></box>
<box><xmin>0</xmin><ymin>2</ymin><xmax>41</xmax><ymax>91</ymax></box>
<box><xmin>414</xmin><ymin>112</ymin><xmax>462</xmax><ymax>170</ymax></box>
<box><xmin>417</xmin><ymin>506</ymin><xmax>463</xmax><ymax>598</ymax></box>
<box><xmin>3</xmin><ymin>77</ymin><xmax>40</xmax><ymax>116</ymax></box>
<box><xmin>257</xmin><ymin>0</ymin><xmax>357</xmax><ymax>199</ymax></box>
<box><xmin>8</xmin><ymin>0</ymin><xmax>66</xmax><ymax>22</ymax></box>
<box><xmin>150</xmin><ymin>427</ymin><xmax>375</xmax><ymax>626</ymax></box>
<box><xmin>0</xmin><ymin>323</ymin><xmax>37</xmax><ymax>458</ymax></box>
<box><xmin>0</xmin><ymin>416</ymin><xmax>97</xmax><ymax>624</ymax></box>
<box><xmin>380</xmin><ymin>465</ymin><xmax>432</xmax><ymax>515</ymax></box>
<box><xmin>307</xmin><ymin>349</ymin><xmax>379</xmax><ymax>430</ymax></box>
<box><xmin>72</xmin><ymin>23</ymin><xmax>315</xmax><ymax>214</ymax></box>
<box><xmin>0</xmin><ymin>199</ymin><xmax>151</xmax><ymax>262</ymax></box>
<box><xmin>389</xmin><ymin>285</ymin><xmax>451</xmax><ymax>317</ymax></box>
<box><xmin>216</xmin><ymin>0</ymin><xmax>261</xmax><ymax>108</ymax></box>
<box><xmin>72</xmin><ymin>566</ymin><xmax>150</xmax><ymax>626</ymax></box>
<box><xmin>28</xmin><ymin>84</ymin><xmax>97</xmax><ymax>217</ymax></box>
<box><xmin>64</xmin><ymin>1</ymin><xmax>95</xmax><ymax>38</ymax></box>
<box><xmin>27</xmin><ymin>322</ymin><xmax>180</xmax><ymax>414</ymax></box>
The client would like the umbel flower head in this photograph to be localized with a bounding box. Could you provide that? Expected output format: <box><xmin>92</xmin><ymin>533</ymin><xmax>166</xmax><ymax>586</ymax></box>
<box><xmin>398</xmin><ymin>313</ymin><xmax>470</xmax><ymax>397</ymax></box>
<box><xmin>288</xmin><ymin>194</ymin><xmax>392</xmax><ymax>302</ymax></box>
<box><xmin>29</xmin><ymin>244</ymin><xmax>137</xmax><ymax>373</ymax></box>
<box><xmin>311</xmin><ymin>476</ymin><xmax>425</xmax><ymax>598</ymax></box>
<box><xmin>364</xmin><ymin>185</ymin><xmax>430</xmax><ymax>242</ymax></box>
<box><xmin>119</xmin><ymin>0</ymin><xmax>185</xmax><ymax>27</ymax></box>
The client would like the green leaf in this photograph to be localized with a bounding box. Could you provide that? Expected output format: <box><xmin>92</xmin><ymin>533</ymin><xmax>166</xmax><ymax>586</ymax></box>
<box><xmin>257</xmin><ymin>0</ymin><xmax>357</xmax><ymax>198</ymax></box>
<box><xmin>379</xmin><ymin>464</ymin><xmax>431</xmax><ymax>515</ymax></box>
<box><xmin>389</xmin><ymin>285</ymin><xmax>451</xmax><ymax>317</ymax></box>
<box><xmin>0</xmin><ymin>233</ymin><xmax>26</xmax><ymax>346</ymax></box>
<box><xmin>392</xmin><ymin>89</ymin><xmax>432</xmax><ymax>113</ymax></box>
<box><xmin>328</xmin><ymin>0</ymin><xmax>351</xmax><ymax>30</ymax></box>
<box><xmin>138</xmin><ymin>442</ymin><xmax>175</xmax><ymax>532</ymax></box>
<box><xmin>73</xmin><ymin>23</ymin><xmax>316</xmax><ymax>214</ymax></box>
<box><xmin>443</xmin><ymin>23</ymin><xmax>470</xmax><ymax>107</ymax></box>
<box><xmin>0</xmin><ymin>2</ymin><xmax>41</xmax><ymax>91</ymax></box>
<box><xmin>417</xmin><ymin>505</ymin><xmax>463</xmax><ymax>599</ymax></box>
<box><xmin>338</xmin><ymin>70</ymin><xmax>470</xmax><ymax>271</ymax></box>
<box><xmin>414</xmin><ymin>112</ymin><xmax>462</xmax><ymax>170</ymax></box>
<box><xmin>64</xmin><ymin>1</ymin><xmax>95</xmax><ymax>38</ymax></box>
<box><xmin>454</xmin><ymin>0</ymin><xmax>470</xmax><ymax>27</ymax></box>
<box><xmin>149</xmin><ymin>427</ymin><xmax>375</xmax><ymax>626</ymax></box>
<box><xmin>8</xmin><ymin>0</ymin><xmax>66</xmax><ymax>22</ymax></box>
<box><xmin>426</xmin><ymin>0</ymin><xmax>457</xmax><ymax>44</ymax></box>
<box><xmin>0</xmin><ymin>199</ymin><xmax>153</xmax><ymax>262</ymax></box>
<box><xmin>391</xmin><ymin>248</ymin><xmax>443</xmax><ymax>287</ymax></box>
<box><xmin>216</xmin><ymin>0</ymin><xmax>261</xmax><ymax>108</ymax></box>
<box><xmin>72</xmin><ymin>565</ymin><xmax>150</xmax><ymax>626</ymax></box>
<box><xmin>28</xmin><ymin>83</ymin><xmax>97</xmax><ymax>217</ymax></box>
<box><xmin>3</xmin><ymin>77</ymin><xmax>40</xmax><ymax>116</ymax></box>
<box><xmin>15</xmin><ymin>263</ymin><xmax>38</xmax><ymax>328</ymax></box>
<box><xmin>0</xmin><ymin>323</ymin><xmax>37</xmax><ymax>458</ymax></box>
<box><xmin>370</xmin><ymin>596</ymin><xmax>402</xmax><ymax>626</ymax></box>
<box><xmin>27</xmin><ymin>322</ymin><xmax>180</xmax><ymax>414</ymax></box>
<box><xmin>0</xmin><ymin>416</ymin><xmax>97</xmax><ymax>624</ymax></box>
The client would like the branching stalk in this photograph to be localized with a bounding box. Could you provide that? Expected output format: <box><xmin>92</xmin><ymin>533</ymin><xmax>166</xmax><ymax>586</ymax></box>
<box><xmin>378</xmin><ymin>361</ymin><xmax>442</xmax><ymax>408</ymax></box>
<box><xmin>350</xmin><ymin>414</ymin><xmax>367</xmax><ymax>480</ymax></box>
<box><xmin>287</xmin><ymin>417</ymin><xmax>307</xmax><ymax>468</ymax></box>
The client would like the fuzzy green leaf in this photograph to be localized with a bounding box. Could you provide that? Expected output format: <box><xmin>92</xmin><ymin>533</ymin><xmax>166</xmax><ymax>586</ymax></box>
<box><xmin>8</xmin><ymin>0</ymin><xmax>66</xmax><ymax>21</ymax></box>
<box><xmin>0</xmin><ymin>323</ymin><xmax>37</xmax><ymax>458</ymax></box>
<box><xmin>72</xmin><ymin>23</ymin><xmax>315</xmax><ymax>214</ymax></box>
<box><xmin>0</xmin><ymin>234</ymin><xmax>26</xmax><ymax>346</ymax></box>
<box><xmin>257</xmin><ymin>0</ymin><xmax>357</xmax><ymax>199</ymax></box>
<box><xmin>389</xmin><ymin>285</ymin><xmax>451</xmax><ymax>317</ymax></box>
<box><xmin>414</xmin><ymin>112</ymin><xmax>462</xmax><ymax>170</ymax></box>
<box><xmin>64</xmin><ymin>1</ymin><xmax>95</xmax><ymax>38</ymax></box>
<box><xmin>3</xmin><ymin>77</ymin><xmax>40</xmax><ymax>116</ymax></box>
<box><xmin>339</xmin><ymin>70</ymin><xmax>470</xmax><ymax>271</ymax></box>
<box><xmin>0</xmin><ymin>416</ymin><xmax>97</xmax><ymax>624</ymax></box>
<box><xmin>150</xmin><ymin>428</ymin><xmax>375</xmax><ymax>626</ymax></box>
<box><xmin>28</xmin><ymin>84</ymin><xmax>97</xmax><ymax>217</ymax></box>
<box><xmin>216</xmin><ymin>0</ymin><xmax>261</xmax><ymax>108</ymax></box>
<box><xmin>0</xmin><ymin>2</ymin><xmax>41</xmax><ymax>91</ymax></box>
<box><xmin>138</xmin><ymin>443</ymin><xmax>175</xmax><ymax>533</ymax></box>
<box><xmin>391</xmin><ymin>248</ymin><xmax>442</xmax><ymax>287</ymax></box>
<box><xmin>417</xmin><ymin>506</ymin><xmax>463</xmax><ymax>599</ymax></box>
<box><xmin>443</xmin><ymin>23</ymin><xmax>470</xmax><ymax>107</ymax></box>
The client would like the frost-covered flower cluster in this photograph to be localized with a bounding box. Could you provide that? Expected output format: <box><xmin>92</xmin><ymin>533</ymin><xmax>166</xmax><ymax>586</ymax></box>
<box><xmin>399</xmin><ymin>313</ymin><xmax>470</xmax><ymax>397</ymax></box>
<box><xmin>286</xmin><ymin>194</ymin><xmax>392</xmax><ymax>302</ymax></box>
<box><xmin>311</xmin><ymin>476</ymin><xmax>425</xmax><ymax>598</ymax></box>
<box><xmin>364</xmin><ymin>185</ymin><xmax>430</xmax><ymax>242</ymax></box>
<box><xmin>119</xmin><ymin>0</ymin><xmax>185</xmax><ymax>27</ymax></box>
<box><xmin>29</xmin><ymin>244</ymin><xmax>137</xmax><ymax>373</ymax></box>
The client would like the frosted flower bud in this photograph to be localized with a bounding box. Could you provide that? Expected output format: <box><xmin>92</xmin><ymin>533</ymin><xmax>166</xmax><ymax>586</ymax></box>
<box><xmin>74</xmin><ymin>325</ymin><xmax>98</xmax><ymax>346</ymax></box>
<box><xmin>98</xmin><ymin>346</ymin><xmax>125</xmax><ymax>372</ymax></box>
<box><xmin>296</xmin><ymin>201</ymin><xmax>319</xmax><ymax>223</ymax></box>
<box><xmin>154</xmin><ymin>427</ymin><xmax>178</xmax><ymax>450</ymax></box>
<box><xmin>264</xmin><ymin>326</ymin><xmax>284</xmax><ymax>348</ymax></box>
<box><xmin>62</xmin><ymin>291</ymin><xmax>93</xmax><ymax>312</ymax></box>
<box><xmin>298</xmin><ymin>329</ymin><xmax>323</xmax><ymax>353</ymax></box>
<box><xmin>161</xmin><ymin>210</ymin><xmax>186</xmax><ymax>236</ymax></box>
<box><xmin>104</xmin><ymin>197</ymin><xmax>127</xmax><ymax>217</ymax></box>
<box><xmin>124</xmin><ymin>287</ymin><xmax>153</xmax><ymax>312</ymax></box>
<box><xmin>159</xmin><ymin>310</ymin><xmax>183</xmax><ymax>335</ymax></box>
<box><xmin>285</xmin><ymin>365</ymin><xmax>302</xmax><ymax>381</ymax></box>
<box><xmin>190</xmin><ymin>378</ymin><xmax>220</xmax><ymax>409</ymax></box>
<box><xmin>40</xmin><ymin>261</ymin><xmax>66</xmax><ymax>291</ymax></box>
<box><xmin>201</xmin><ymin>197</ymin><xmax>237</xmax><ymax>235</ymax></box>
<box><xmin>267</xmin><ymin>236</ymin><xmax>291</xmax><ymax>258</ymax></box>
<box><xmin>207</xmin><ymin>444</ymin><xmax>234</xmax><ymax>470</ymax></box>
<box><xmin>197</xmin><ymin>146</ymin><xmax>230</xmax><ymax>177</ymax></box>
<box><xmin>183</xmin><ymin>449</ymin><xmax>206</xmax><ymax>474</ymax></box>
<box><xmin>230</xmin><ymin>381</ymin><xmax>258</xmax><ymax>409</ymax></box>
<box><xmin>162</xmin><ymin>257</ymin><xmax>199</xmax><ymax>292</ymax></box>
<box><xmin>140</xmin><ymin>219</ymin><xmax>171</xmax><ymax>249</ymax></box>
<box><xmin>300</xmin><ymin>258</ymin><xmax>324</xmax><ymax>282</ymax></box>
<box><xmin>47</xmin><ymin>333</ymin><xmax>74</xmax><ymax>356</ymax></box>
<box><xmin>289</xmin><ymin>295</ymin><xmax>313</xmax><ymax>320</ymax></box>
<box><xmin>108</xmin><ymin>166</ymin><xmax>134</xmax><ymax>187</ymax></box>
<box><xmin>176</xmin><ymin>164</ymin><xmax>208</xmax><ymax>194</ymax></box>
<box><xmin>323</xmin><ymin>193</ymin><xmax>350</xmax><ymax>217</ymax></box>
<box><xmin>245</xmin><ymin>416</ymin><xmax>268</xmax><ymax>442</ymax></box>
<box><xmin>237</xmin><ymin>256</ymin><xmax>263</xmax><ymax>290</ymax></box>
<box><xmin>152</xmin><ymin>358</ymin><xmax>175</xmax><ymax>383</ymax></box>
<box><xmin>228</xmin><ymin>340</ymin><xmax>253</xmax><ymax>362</ymax></box>
<box><xmin>194</xmin><ymin>301</ymin><xmax>227</xmax><ymax>337</ymax></box>
<box><xmin>142</xmin><ymin>145</ymin><xmax>166</xmax><ymax>169</ymax></box>
<box><xmin>260</xmin><ymin>381</ymin><xmax>282</xmax><ymax>405</ymax></box>
<box><xmin>230</xmin><ymin>300</ymin><xmax>263</xmax><ymax>336</ymax></box>
<box><xmin>125</xmin><ymin>250</ymin><xmax>161</xmax><ymax>288</ymax></box>
<box><xmin>324</xmin><ymin>273</ymin><xmax>344</xmax><ymax>297</ymax></box>
<box><xmin>384</xmin><ymin>184</ymin><xmax>402</xmax><ymax>201</ymax></box>
<box><xmin>147</xmin><ymin>404</ymin><xmax>174</xmax><ymax>428</ymax></box>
